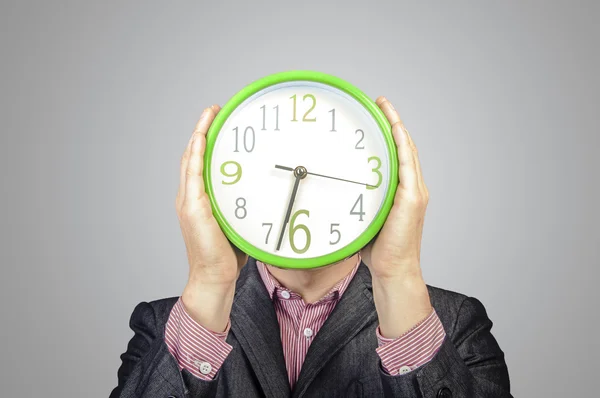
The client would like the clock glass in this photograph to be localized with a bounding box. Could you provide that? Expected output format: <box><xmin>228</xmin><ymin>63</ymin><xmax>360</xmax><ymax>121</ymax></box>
<box><xmin>204</xmin><ymin>71</ymin><xmax>398</xmax><ymax>269</ymax></box>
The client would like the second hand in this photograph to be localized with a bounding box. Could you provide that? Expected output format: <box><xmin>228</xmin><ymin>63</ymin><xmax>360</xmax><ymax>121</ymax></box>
<box><xmin>274</xmin><ymin>164</ymin><xmax>376</xmax><ymax>189</ymax></box>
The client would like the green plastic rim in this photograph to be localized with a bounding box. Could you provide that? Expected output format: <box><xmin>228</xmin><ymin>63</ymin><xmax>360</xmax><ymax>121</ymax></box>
<box><xmin>204</xmin><ymin>70</ymin><xmax>398</xmax><ymax>269</ymax></box>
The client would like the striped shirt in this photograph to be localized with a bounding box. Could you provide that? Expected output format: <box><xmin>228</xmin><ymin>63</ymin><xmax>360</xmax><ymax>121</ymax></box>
<box><xmin>165</xmin><ymin>258</ymin><xmax>445</xmax><ymax>388</ymax></box>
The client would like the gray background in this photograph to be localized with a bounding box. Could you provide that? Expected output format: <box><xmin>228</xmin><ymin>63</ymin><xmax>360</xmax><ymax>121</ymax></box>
<box><xmin>1</xmin><ymin>1</ymin><xmax>598</xmax><ymax>397</ymax></box>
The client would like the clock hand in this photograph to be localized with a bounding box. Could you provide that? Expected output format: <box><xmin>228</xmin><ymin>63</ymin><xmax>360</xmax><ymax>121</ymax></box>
<box><xmin>275</xmin><ymin>164</ymin><xmax>376</xmax><ymax>188</ymax></box>
<box><xmin>275</xmin><ymin>166</ymin><xmax>308</xmax><ymax>251</ymax></box>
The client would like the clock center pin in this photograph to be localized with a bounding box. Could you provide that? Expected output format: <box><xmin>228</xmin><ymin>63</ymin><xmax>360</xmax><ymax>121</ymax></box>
<box><xmin>294</xmin><ymin>166</ymin><xmax>308</xmax><ymax>179</ymax></box>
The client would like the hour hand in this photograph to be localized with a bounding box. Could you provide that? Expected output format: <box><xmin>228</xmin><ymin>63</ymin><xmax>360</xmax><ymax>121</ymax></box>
<box><xmin>275</xmin><ymin>165</ymin><xmax>294</xmax><ymax>172</ymax></box>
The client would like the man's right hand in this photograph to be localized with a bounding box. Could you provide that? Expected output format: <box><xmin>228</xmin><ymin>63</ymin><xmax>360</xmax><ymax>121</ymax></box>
<box><xmin>175</xmin><ymin>105</ymin><xmax>248</xmax><ymax>333</ymax></box>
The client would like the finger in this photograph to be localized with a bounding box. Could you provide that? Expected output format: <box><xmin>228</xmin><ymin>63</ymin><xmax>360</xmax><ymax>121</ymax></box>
<box><xmin>193</xmin><ymin>104</ymin><xmax>221</xmax><ymax>134</ymax></box>
<box><xmin>391</xmin><ymin>123</ymin><xmax>419</xmax><ymax>192</ymax></box>
<box><xmin>178</xmin><ymin>107</ymin><xmax>213</xmax><ymax>211</ymax></box>
<box><xmin>376</xmin><ymin>97</ymin><xmax>419</xmax><ymax>192</ymax></box>
<box><xmin>177</xmin><ymin>105</ymin><xmax>221</xmax><ymax>210</ymax></box>
<box><xmin>404</xmin><ymin>126</ymin><xmax>427</xmax><ymax>197</ymax></box>
<box><xmin>181</xmin><ymin>106</ymin><xmax>219</xmax><ymax>208</ymax></box>
<box><xmin>409</xmin><ymin>139</ymin><xmax>429</xmax><ymax>198</ymax></box>
<box><xmin>376</xmin><ymin>96</ymin><xmax>403</xmax><ymax>127</ymax></box>
<box><xmin>377</xmin><ymin>95</ymin><xmax>418</xmax><ymax>154</ymax></box>
<box><xmin>177</xmin><ymin>126</ymin><xmax>199</xmax><ymax>210</ymax></box>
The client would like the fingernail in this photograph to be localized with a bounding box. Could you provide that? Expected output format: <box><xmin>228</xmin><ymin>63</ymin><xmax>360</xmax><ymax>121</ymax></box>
<box><xmin>393</xmin><ymin>123</ymin><xmax>406</xmax><ymax>140</ymax></box>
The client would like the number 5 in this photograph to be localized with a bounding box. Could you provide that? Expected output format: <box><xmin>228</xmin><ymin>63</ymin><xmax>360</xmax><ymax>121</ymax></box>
<box><xmin>329</xmin><ymin>223</ymin><xmax>341</xmax><ymax>245</ymax></box>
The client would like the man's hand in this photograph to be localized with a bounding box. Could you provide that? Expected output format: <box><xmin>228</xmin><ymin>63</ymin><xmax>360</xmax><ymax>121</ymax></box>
<box><xmin>360</xmin><ymin>96</ymin><xmax>433</xmax><ymax>339</ymax></box>
<box><xmin>176</xmin><ymin>105</ymin><xmax>248</xmax><ymax>332</ymax></box>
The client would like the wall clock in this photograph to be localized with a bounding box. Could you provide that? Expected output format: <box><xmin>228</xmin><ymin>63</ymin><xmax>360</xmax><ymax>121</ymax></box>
<box><xmin>204</xmin><ymin>71</ymin><xmax>398</xmax><ymax>269</ymax></box>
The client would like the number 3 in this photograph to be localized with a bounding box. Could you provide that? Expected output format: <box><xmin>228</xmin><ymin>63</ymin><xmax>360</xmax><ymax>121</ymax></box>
<box><xmin>367</xmin><ymin>156</ymin><xmax>382</xmax><ymax>190</ymax></box>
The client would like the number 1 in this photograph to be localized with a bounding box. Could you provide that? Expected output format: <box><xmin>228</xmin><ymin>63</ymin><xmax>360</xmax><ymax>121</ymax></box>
<box><xmin>274</xmin><ymin>105</ymin><xmax>280</xmax><ymax>131</ymax></box>
<box><xmin>329</xmin><ymin>108</ymin><xmax>336</xmax><ymax>131</ymax></box>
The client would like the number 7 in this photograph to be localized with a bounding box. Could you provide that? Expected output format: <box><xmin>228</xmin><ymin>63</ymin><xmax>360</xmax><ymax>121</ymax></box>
<box><xmin>262</xmin><ymin>223</ymin><xmax>273</xmax><ymax>244</ymax></box>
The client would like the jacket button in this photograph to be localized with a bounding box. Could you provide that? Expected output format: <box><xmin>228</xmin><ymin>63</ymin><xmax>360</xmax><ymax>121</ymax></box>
<box><xmin>437</xmin><ymin>387</ymin><xmax>452</xmax><ymax>397</ymax></box>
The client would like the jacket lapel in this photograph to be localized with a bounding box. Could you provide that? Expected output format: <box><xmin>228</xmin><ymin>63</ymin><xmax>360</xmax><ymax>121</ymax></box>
<box><xmin>230</xmin><ymin>259</ymin><xmax>377</xmax><ymax>398</ymax></box>
<box><xmin>230</xmin><ymin>258</ymin><xmax>291</xmax><ymax>398</ymax></box>
<box><xmin>292</xmin><ymin>261</ymin><xmax>377</xmax><ymax>398</ymax></box>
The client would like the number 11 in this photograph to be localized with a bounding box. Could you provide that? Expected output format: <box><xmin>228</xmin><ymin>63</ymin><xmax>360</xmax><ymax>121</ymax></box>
<box><xmin>260</xmin><ymin>104</ymin><xmax>280</xmax><ymax>131</ymax></box>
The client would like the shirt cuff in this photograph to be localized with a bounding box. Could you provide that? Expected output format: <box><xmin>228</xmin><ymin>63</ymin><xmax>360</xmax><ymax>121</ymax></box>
<box><xmin>375</xmin><ymin>308</ymin><xmax>446</xmax><ymax>376</ymax></box>
<box><xmin>164</xmin><ymin>297</ymin><xmax>233</xmax><ymax>380</ymax></box>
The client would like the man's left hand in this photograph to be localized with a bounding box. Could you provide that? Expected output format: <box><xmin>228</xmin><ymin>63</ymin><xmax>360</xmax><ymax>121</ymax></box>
<box><xmin>360</xmin><ymin>96</ymin><xmax>433</xmax><ymax>339</ymax></box>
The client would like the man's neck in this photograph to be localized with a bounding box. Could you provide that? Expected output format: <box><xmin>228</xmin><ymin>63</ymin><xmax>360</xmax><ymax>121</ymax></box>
<box><xmin>265</xmin><ymin>253</ymin><xmax>360</xmax><ymax>304</ymax></box>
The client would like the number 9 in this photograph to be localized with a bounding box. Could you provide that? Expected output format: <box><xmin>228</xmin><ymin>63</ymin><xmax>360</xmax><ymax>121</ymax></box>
<box><xmin>220</xmin><ymin>161</ymin><xmax>242</xmax><ymax>185</ymax></box>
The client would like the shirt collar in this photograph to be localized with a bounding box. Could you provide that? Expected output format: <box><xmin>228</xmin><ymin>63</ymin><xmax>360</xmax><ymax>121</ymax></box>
<box><xmin>256</xmin><ymin>254</ymin><xmax>362</xmax><ymax>304</ymax></box>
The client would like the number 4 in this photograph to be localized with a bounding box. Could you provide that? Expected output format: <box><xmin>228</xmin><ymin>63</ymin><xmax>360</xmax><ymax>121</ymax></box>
<box><xmin>350</xmin><ymin>194</ymin><xmax>365</xmax><ymax>221</ymax></box>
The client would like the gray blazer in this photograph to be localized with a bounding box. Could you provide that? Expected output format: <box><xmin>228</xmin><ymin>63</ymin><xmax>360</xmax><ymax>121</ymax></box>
<box><xmin>110</xmin><ymin>258</ymin><xmax>511</xmax><ymax>397</ymax></box>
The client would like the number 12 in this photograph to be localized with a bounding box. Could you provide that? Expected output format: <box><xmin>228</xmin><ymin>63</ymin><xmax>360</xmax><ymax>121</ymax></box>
<box><xmin>290</xmin><ymin>94</ymin><xmax>317</xmax><ymax>122</ymax></box>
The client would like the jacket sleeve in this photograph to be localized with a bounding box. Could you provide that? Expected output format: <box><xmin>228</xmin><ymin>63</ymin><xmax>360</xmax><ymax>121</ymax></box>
<box><xmin>378</xmin><ymin>296</ymin><xmax>512</xmax><ymax>397</ymax></box>
<box><xmin>109</xmin><ymin>301</ymin><xmax>222</xmax><ymax>398</ymax></box>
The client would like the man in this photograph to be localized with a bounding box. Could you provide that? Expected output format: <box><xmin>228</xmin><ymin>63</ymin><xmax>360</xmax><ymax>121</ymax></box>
<box><xmin>110</xmin><ymin>97</ymin><xmax>511</xmax><ymax>397</ymax></box>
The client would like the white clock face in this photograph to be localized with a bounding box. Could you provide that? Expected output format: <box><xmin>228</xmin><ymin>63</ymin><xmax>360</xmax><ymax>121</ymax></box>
<box><xmin>208</xmin><ymin>81</ymin><xmax>393</xmax><ymax>264</ymax></box>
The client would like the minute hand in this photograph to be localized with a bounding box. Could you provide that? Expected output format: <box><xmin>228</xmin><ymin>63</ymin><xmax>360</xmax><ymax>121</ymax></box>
<box><xmin>274</xmin><ymin>165</ymin><xmax>376</xmax><ymax>188</ymax></box>
<box><xmin>276</xmin><ymin>174</ymin><xmax>302</xmax><ymax>251</ymax></box>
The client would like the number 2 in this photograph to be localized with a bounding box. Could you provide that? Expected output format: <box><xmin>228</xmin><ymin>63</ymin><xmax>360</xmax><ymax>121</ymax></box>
<box><xmin>355</xmin><ymin>129</ymin><xmax>365</xmax><ymax>149</ymax></box>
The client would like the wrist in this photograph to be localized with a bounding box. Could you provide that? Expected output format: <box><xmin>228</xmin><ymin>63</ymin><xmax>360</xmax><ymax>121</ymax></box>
<box><xmin>181</xmin><ymin>281</ymin><xmax>236</xmax><ymax>333</ymax></box>
<box><xmin>371</xmin><ymin>275</ymin><xmax>432</xmax><ymax>339</ymax></box>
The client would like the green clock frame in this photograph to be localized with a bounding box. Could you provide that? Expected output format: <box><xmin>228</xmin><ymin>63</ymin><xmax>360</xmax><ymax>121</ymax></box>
<box><xmin>204</xmin><ymin>70</ymin><xmax>399</xmax><ymax>269</ymax></box>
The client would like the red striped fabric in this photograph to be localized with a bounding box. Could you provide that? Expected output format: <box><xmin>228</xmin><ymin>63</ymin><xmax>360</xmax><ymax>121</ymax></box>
<box><xmin>164</xmin><ymin>257</ymin><xmax>445</xmax><ymax>385</ymax></box>
<box><xmin>165</xmin><ymin>298</ymin><xmax>233</xmax><ymax>379</ymax></box>
<box><xmin>375</xmin><ymin>308</ymin><xmax>446</xmax><ymax>375</ymax></box>
<box><xmin>256</xmin><ymin>259</ymin><xmax>360</xmax><ymax>389</ymax></box>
